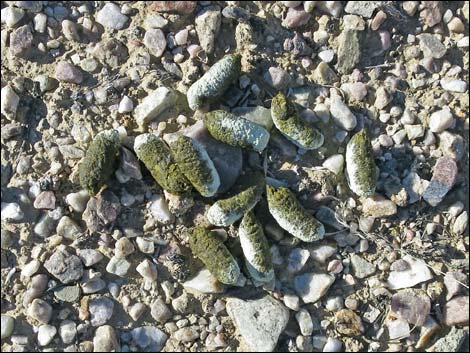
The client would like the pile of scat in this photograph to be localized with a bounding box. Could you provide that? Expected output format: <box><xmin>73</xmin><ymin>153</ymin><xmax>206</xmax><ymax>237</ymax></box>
<box><xmin>80</xmin><ymin>54</ymin><xmax>377</xmax><ymax>287</ymax></box>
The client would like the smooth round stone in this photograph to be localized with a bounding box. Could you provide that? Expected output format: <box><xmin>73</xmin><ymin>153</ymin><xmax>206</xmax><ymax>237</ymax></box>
<box><xmin>28</xmin><ymin>299</ymin><xmax>53</xmax><ymax>324</ymax></box>
<box><xmin>21</xmin><ymin>260</ymin><xmax>41</xmax><ymax>278</ymax></box>
<box><xmin>89</xmin><ymin>297</ymin><xmax>114</xmax><ymax>326</ymax></box>
<box><xmin>1</xmin><ymin>315</ymin><xmax>14</xmax><ymax>339</ymax></box>
<box><xmin>54</xmin><ymin>285</ymin><xmax>81</xmax><ymax>303</ymax></box>
<box><xmin>322</xmin><ymin>154</ymin><xmax>344</xmax><ymax>175</ymax></box>
<box><xmin>37</xmin><ymin>324</ymin><xmax>57</xmax><ymax>346</ymax></box>
<box><xmin>429</xmin><ymin>107</ymin><xmax>454</xmax><ymax>133</ymax></box>
<box><xmin>323</xmin><ymin>337</ymin><xmax>343</xmax><ymax>352</ymax></box>
<box><xmin>59</xmin><ymin>320</ymin><xmax>77</xmax><ymax>344</ymax></box>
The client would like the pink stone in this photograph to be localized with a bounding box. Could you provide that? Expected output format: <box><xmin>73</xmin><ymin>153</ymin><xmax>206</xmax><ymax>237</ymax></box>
<box><xmin>55</xmin><ymin>61</ymin><xmax>83</xmax><ymax>84</ymax></box>
<box><xmin>423</xmin><ymin>156</ymin><xmax>458</xmax><ymax>206</ymax></box>
<box><xmin>34</xmin><ymin>191</ymin><xmax>56</xmax><ymax>210</ymax></box>
<box><xmin>151</xmin><ymin>1</ymin><xmax>197</xmax><ymax>14</ymax></box>
<box><xmin>282</xmin><ymin>6</ymin><xmax>311</xmax><ymax>28</ymax></box>
<box><xmin>443</xmin><ymin>296</ymin><xmax>469</xmax><ymax>326</ymax></box>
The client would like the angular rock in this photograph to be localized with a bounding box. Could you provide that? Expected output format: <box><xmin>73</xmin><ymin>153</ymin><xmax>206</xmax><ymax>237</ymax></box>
<box><xmin>283</xmin><ymin>6</ymin><xmax>311</xmax><ymax>28</ymax></box>
<box><xmin>10</xmin><ymin>25</ymin><xmax>33</xmax><ymax>57</ymax></box>
<box><xmin>195</xmin><ymin>7</ymin><xmax>221</xmax><ymax>54</ymax></box>
<box><xmin>337</xmin><ymin>30</ymin><xmax>361</xmax><ymax>75</ymax></box>
<box><xmin>1</xmin><ymin>86</ymin><xmax>20</xmax><ymax>120</ymax></box>
<box><xmin>423</xmin><ymin>157</ymin><xmax>457</xmax><ymax>206</ymax></box>
<box><xmin>418</xmin><ymin>33</ymin><xmax>446</xmax><ymax>59</ymax></box>
<box><xmin>391</xmin><ymin>289</ymin><xmax>431</xmax><ymax>326</ymax></box>
<box><xmin>294</xmin><ymin>273</ymin><xmax>335</xmax><ymax>303</ymax></box>
<box><xmin>96</xmin><ymin>2</ymin><xmax>128</xmax><ymax>30</ymax></box>
<box><xmin>350</xmin><ymin>254</ymin><xmax>376</xmax><ymax>279</ymax></box>
<box><xmin>131</xmin><ymin>326</ymin><xmax>168</xmax><ymax>351</ymax></box>
<box><xmin>387</xmin><ymin>255</ymin><xmax>433</xmax><ymax>290</ymax></box>
<box><xmin>134</xmin><ymin>87</ymin><xmax>178</xmax><ymax>130</ymax></box>
<box><xmin>55</xmin><ymin>61</ymin><xmax>83</xmax><ymax>84</ymax></box>
<box><xmin>226</xmin><ymin>296</ymin><xmax>289</xmax><ymax>352</ymax></box>
<box><xmin>182</xmin><ymin>268</ymin><xmax>225</xmax><ymax>294</ymax></box>
<box><xmin>344</xmin><ymin>1</ymin><xmax>382</xmax><ymax>18</ymax></box>
<box><xmin>443</xmin><ymin>296</ymin><xmax>469</xmax><ymax>326</ymax></box>
<box><xmin>264</xmin><ymin>67</ymin><xmax>291</xmax><ymax>90</ymax></box>
<box><xmin>439</xmin><ymin>131</ymin><xmax>465</xmax><ymax>161</ymax></box>
<box><xmin>1</xmin><ymin>315</ymin><xmax>14</xmax><ymax>339</ymax></box>
<box><xmin>44</xmin><ymin>250</ymin><xmax>83</xmax><ymax>284</ymax></box>
<box><xmin>89</xmin><ymin>297</ymin><xmax>114</xmax><ymax>326</ymax></box>
<box><xmin>94</xmin><ymin>325</ymin><xmax>120</xmax><ymax>352</ymax></box>
<box><xmin>361</xmin><ymin>194</ymin><xmax>397</xmax><ymax>218</ymax></box>
<box><xmin>82</xmin><ymin>190</ymin><xmax>121</xmax><ymax>233</ymax></box>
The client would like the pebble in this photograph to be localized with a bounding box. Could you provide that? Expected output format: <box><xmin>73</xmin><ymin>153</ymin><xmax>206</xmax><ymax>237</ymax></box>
<box><xmin>1</xmin><ymin>86</ymin><xmax>20</xmax><ymax>120</ymax></box>
<box><xmin>23</xmin><ymin>274</ymin><xmax>48</xmax><ymax>306</ymax></box>
<box><xmin>418</xmin><ymin>33</ymin><xmax>447</xmax><ymax>59</ymax></box>
<box><xmin>443</xmin><ymin>296</ymin><xmax>469</xmax><ymax>326</ymax></box>
<box><xmin>131</xmin><ymin>326</ymin><xmax>168</xmax><ymax>351</ymax></box>
<box><xmin>226</xmin><ymin>296</ymin><xmax>289</xmax><ymax>352</ymax></box>
<box><xmin>1</xmin><ymin>202</ymin><xmax>24</xmax><ymax>222</ymax></box>
<box><xmin>287</xmin><ymin>248</ymin><xmax>310</xmax><ymax>273</ymax></box>
<box><xmin>59</xmin><ymin>320</ymin><xmax>77</xmax><ymax>344</ymax></box>
<box><xmin>295</xmin><ymin>309</ymin><xmax>313</xmax><ymax>336</ymax></box>
<box><xmin>44</xmin><ymin>250</ymin><xmax>83</xmax><ymax>284</ymax></box>
<box><xmin>136</xmin><ymin>237</ymin><xmax>155</xmax><ymax>254</ymax></box>
<box><xmin>89</xmin><ymin>297</ymin><xmax>114</xmax><ymax>326</ymax></box>
<box><xmin>440</xmin><ymin>79</ymin><xmax>467</xmax><ymax>93</ymax></box>
<box><xmin>34</xmin><ymin>12</ymin><xmax>47</xmax><ymax>32</ymax></box>
<box><xmin>195</xmin><ymin>6</ymin><xmax>221</xmax><ymax>53</ymax></box>
<box><xmin>344</xmin><ymin>1</ymin><xmax>381</xmax><ymax>18</ymax></box>
<box><xmin>447</xmin><ymin>17</ymin><xmax>465</xmax><ymax>33</ymax></box>
<box><xmin>151</xmin><ymin>1</ymin><xmax>197</xmax><ymax>14</ymax></box>
<box><xmin>385</xmin><ymin>312</ymin><xmax>410</xmax><ymax>340</ymax></box>
<box><xmin>322</xmin><ymin>154</ymin><xmax>344</xmax><ymax>175</ymax></box>
<box><xmin>144</xmin><ymin>28</ymin><xmax>167</xmax><ymax>57</ymax></box>
<box><xmin>150</xmin><ymin>194</ymin><xmax>174</xmax><ymax>224</ymax></box>
<box><xmin>94</xmin><ymin>325</ymin><xmax>120</xmax><ymax>352</ymax></box>
<box><xmin>303</xmin><ymin>1</ymin><xmax>317</xmax><ymax>13</ymax></box>
<box><xmin>314</xmin><ymin>62</ymin><xmax>338</xmax><ymax>85</ymax></box>
<box><xmin>283</xmin><ymin>6</ymin><xmax>311</xmax><ymax>28</ymax></box>
<box><xmin>114</xmin><ymin>237</ymin><xmax>135</xmax><ymax>258</ymax></box>
<box><xmin>420</xmin><ymin>2</ymin><xmax>444</xmax><ymax>27</ymax></box>
<box><xmin>56</xmin><ymin>216</ymin><xmax>82</xmax><ymax>240</ymax></box>
<box><xmin>350</xmin><ymin>254</ymin><xmax>376</xmax><ymax>279</ymax></box>
<box><xmin>374</xmin><ymin>87</ymin><xmax>392</xmax><ymax>110</ymax></box>
<box><xmin>283</xmin><ymin>293</ymin><xmax>300</xmax><ymax>311</ymax></box>
<box><xmin>82</xmin><ymin>191</ymin><xmax>121</xmax><ymax>233</ymax></box>
<box><xmin>439</xmin><ymin>131</ymin><xmax>465</xmax><ymax>161</ymax></box>
<box><xmin>129</xmin><ymin>303</ymin><xmax>146</xmax><ymax>321</ymax></box>
<box><xmin>1</xmin><ymin>315</ymin><xmax>14</xmax><ymax>339</ymax></box>
<box><xmin>151</xmin><ymin>298</ymin><xmax>172</xmax><ymax>323</ymax></box>
<box><xmin>429</xmin><ymin>107</ymin><xmax>454</xmax><ymax>133</ymax></box>
<box><xmin>10</xmin><ymin>25</ymin><xmax>33</xmax><ymax>57</ymax></box>
<box><xmin>361</xmin><ymin>194</ymin><xmax>397</xmax><ymax>218</ymax></box>
<box><xmin>175</xmin><ymin>29</ymin><xmax>189</xmax><ymax>46</ymax></box>
<box><xmin>337</xmin><ymin>29</ymin><xmax>361</xmax><ymax>74</ymax></box>
<box><xmin>135</xmin><ymin>86</ymin><xmax>178</xmax><ymax>130</ymax></box>
<box><xmin>34</xmin><ymin>191</ymin><xmax>56</xmax><ymax>210</ymax></box>
<box><xmin>136</xmin><ymin>259</ymin><xmax>158</xmax><ymax>281</ymax></box>
<box><xmin>387</xmin><ymin>255</ymin><xmax>433</xmax><ymax>290</ymax></box>
<box><xmin>173</xmin><ymin>326</ymin><xmax>199</xmax><ymax>343</ymax></box>
<box><xmin>391</xmin><ymin>289</ymin><xmax>431</xmax><ymax>326</ymax></box>
<box><xmin>96</xmin><ymin>2</ymin><xmax>128</xmax><ymax>30</ymax></box>
<box><xmin>55</xmin><ymin>285</ymin><xmax>80</xmax><ymax>302</ymax></box>
<box><xmin>62</xmin><ymin>20</ymin><xmax>80</xmax><ymax>42</ymax></box>
<box><xmin>37</xmin><ymin>324</ymin><xmax>57</xmax><ymax>346</ymax></box>
<box><xmin>453</xmin><ymin>211</ymin><xmax>468</xmax><ymax>235</ymax></box>
<box><xmin>323</xmin><ymin>337</ymin><xmax>343</xmax><ymax>352</ymax></box>
<box><xmin>21</xmin><ymin>260</ymin><xmax>41</xmax><ymax>278</ymax></box>
<box><xmin>145</xmin><ymin>13</ymin><xmax>168</xmax><ymax>29</ymax></box>
<box><xmin>329</xmin><ymin>94</ymin><xmax>357</xmax><ymax>131</ymax></box>
<box><xmin>423</xmin><ymin>156</ymin><xmax>458</xmax><ymax>206</ymax></box>
<box><xmin>405</xmin><ymin>124</ymin><xmax>425</xmax><ymax>140</ymax></box>
<box><xmin>294</xmin><ymin>273</ymin><xmax>335</xmax><ymax>303</ymax></box>
<box><xmin>182</xmin><ymin>268</ymin><xmax>225</xmax><ymax>294</ymax></box>
<box><xmin>326</xmin><ymin>296</ymin><xmax>344</xmax><ymax>311</ymax></box>
<box><xmin>28</xmin><ymin>299</ymin><xmax>53</xmax><ymax>324</ymax></box>
<box><xmin>341</xmin><ymin>82</ymin><xmax>368</xmax><ymax>101</ymax></box>
<box><xmin>1</xmin><ymin>7</ymin><xmax>25</xmax><ymax>27</ymax></box>
<box><xmin>55</xmin><ymin>61</ymin><xmax>83</xmax><ymax>84</ymax></box>
<box><xmin>310</xmin><ymin>244</ymin><xmax>337</xmax><ymax>264</ymax></box>
<box><xmin>118</xmin><ymin>96</ymin><xmax>133</xmax><ymax>113</ymax></box>
<box><xmin>263</xmin><ymin>67</ymin><xmax>291</xmax><ymax>89</ymax></box>
<box><xmin>106</xmin><ymin>256</ymin><xmax>131</xmax><ymax>277</ymax></box>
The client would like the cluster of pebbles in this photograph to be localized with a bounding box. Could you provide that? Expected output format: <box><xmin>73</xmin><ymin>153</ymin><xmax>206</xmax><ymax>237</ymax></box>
<box><xmin>1</xmin><ymin>1</ymin><xmax>469</xmax><ymax>353</ymax></box>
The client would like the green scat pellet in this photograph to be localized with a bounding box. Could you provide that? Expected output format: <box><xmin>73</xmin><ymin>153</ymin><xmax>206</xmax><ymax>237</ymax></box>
<box><xmin>189</xmin><ymin>226</ymin><xmax>240</xmax><ymax>285</ymax></box>
<box><xmin>239</xmin><ymin>211</ymin><xmax>274</xmax><ymax>283</ymax></box>
<box><xmin>134</xmin><ymin>134</ymin><xmax>192</xmax><ymax>194</ymax></box>
<box><xmin>79</xmin><ymin>130</ymin><xmax>120</xmax><ymax>195</ymax></box>
<box><xmin>169</xmin><ymin>135</ymin><xmax>220</xmax><ymax>197</ymax></box>
<box><xmin>206</xmin><ymin>171</ymin><xmax>265</xmax><ymax>226</ymax></box>
<box><xmin>345</xmin><ymin>129</ymin><xmax>376</xmax><ymax>198</ymax></box>
<box><xmin>266</xmin><ymin>185</ymin><xmax>325</xmax><ymax>242</ymax></box>
<box><xmin>271</xmin><ymin>92</ymin><xmax>324</xmax><ymax>150</ymax></box>
<box><xmin>204</xmin><ymin>110</ymin><xmax>270</xmax><ymax>152</ymax></box>
<box><xmin>187</xmin><ymin>54</ymin><xmax>241</xmax><ymax>110</ymax></box>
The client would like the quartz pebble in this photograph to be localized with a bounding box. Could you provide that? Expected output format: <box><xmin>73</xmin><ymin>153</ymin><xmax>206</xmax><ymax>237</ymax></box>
<box><xmin>1</xmin><ymin>315</ymin><xmax>14</xmax><ymax>339</ymax></box>
<box><xmin>387</xmin><ymin>255</ymin><xmax>433</xmax><ymax>290</ymax></box>
<box><xmin>429</xmin><ymin>107</ymin><xmax>454</xmax><ymax>133</ymax></box>
<box><xmin>294</xmin><ymin>273</ymin><xmax>335</xmax><ymax>303</ymax></box>
<box><xmin>96</xmin><ymin>3</ymin><xmax>128</xmax><ymax>30</ymax></box>
<box><xmin>89</xmin><ymin>297</ymin><xmax>114</xmax><ymax>326</ymax></box>
<box><xmin>37</xmin><ymin>324</ymin><xmax>57</xmax><ymax>346</ymax></box>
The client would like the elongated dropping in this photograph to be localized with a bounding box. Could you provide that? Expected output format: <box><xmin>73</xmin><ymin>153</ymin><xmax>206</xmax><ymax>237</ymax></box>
<box><xmin>79</xmin><ymin>130</ymin><xmax>120</xmax><ymax>195</ymax></box>
<box><xmin>345</xmin><ymin>129</ymin><xmax>376</xmax><ymax>198</ymax></box>
<box><xmin>207</xmin><ymin>171</ymin><xmax>265</xmax><ymax>226</ymax></box>
<box><xmin>266</xmin><ymin>185</ymin><xmax>325</xmax><ymax>242</ymax></box>
<box><xmin>134</xmin><ymin>134</ymin><xmax>192</xmax><ymax>194</ymax></box>
<box><xmin>204</xmin><ymin>110</ymin><xmax>270</xmax><ymax>152</ymax></box>
<box><xmin>169</xmin><ymin>135</ymin><xmax>220</xmax><ymax>197</ymax></box>
<box><xmin>189</xmin><ymin>226</ymin><xmax>240</xmax><ymax>285</ymax></box>
<box><xmin>271</xmin><ymin>92</ymin><xmax>324</xmax><ymax>149</ymax></box>
<box><xmin>187</xmin><ymin>54</ymin><xmax>241</xmax><ymax>110</ymax></box>
<box><xmin>239</xmin><ymin>211</ymin><xmax>274</xmax><ymax>283</ymax></box>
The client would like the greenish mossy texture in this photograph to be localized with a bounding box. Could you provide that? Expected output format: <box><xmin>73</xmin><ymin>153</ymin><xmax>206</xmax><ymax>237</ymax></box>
<box><xmin>204</xmin><ymin>110</ymin><xmax>270</xmax><ymax>152</ymax></box>
<box><xmin>239</xmin><ymin>211</ymin><xmax>274</xmax><ymax>282</ymax></box>
<box><xmin>207</xmin><ymin>171</ymin><xmax>265</xmax><ymax>226</ymax></box>
<box><xmin>266</xmin><ymin>185</ymin><xmax>325</xmax><ymax>242</ymax></box>
<box><xmin>346</xmin><ymin>129</ymin><xmax>376</xmax><ymax>198</ymax></box>
<box><xmin>187</xmin><ymin>54</ymin><xmax>241</xmax><ymax>110</ymax></box>
<box><xmin>134</xmin><ymin>134</ymin><xmax>191</xmax><ymax>194</ymax></box>
<box><xmin>79</xmin><ymin>131</ymin><xmax>120</xmax><ymax>195</ymax></box>
<box><xmin>189</xmin><ymin>226</ymin><xmax>240</xmax><ymax>285</ymax></box>
<box><xmin>169</xmin><ymin>135</ymin><xmax>219</xmax><ymax>197</ymax></box>
<box><xmin>271</xmin><ymin>92</ymin><xmax>324</xmax><ymax>150</ymax></box>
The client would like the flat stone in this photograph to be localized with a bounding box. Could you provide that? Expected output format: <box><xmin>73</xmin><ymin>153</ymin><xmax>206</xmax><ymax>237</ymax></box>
<box><xmin>391</xmin><ymin>289</ymin><xmax>431</xmax><ymax>326</ymax></box>
<box><xmin>350</xmin><ymin>254</ymin><xmax>376</xmax><ymax>279</ymax></box>
<box><xmin>131</xmin><ymin>326</ymin><xmax>168</xmax><ymax>351</ymax></box>
<box><xmin>55</xmin><ymin>61</ymin><xmax>83</xmax><ymax>84</ymax></box>
<box><xmin>134</xmin><ymin>87</ymin><xmax>178</xmax><ymax>130</ymax></box>
<box><xmin>94</xmin><ymin>325</ymin><xmax>120</xmax><ymax>352</ymax></box>
<box><xmin>226</xmin><ymin>295</ymin><xmax>289</xmax><ymax>352</ymax></box>
<box><xmin>54</xmin><ymin>285</ymin><xmax>80</xmax><ymax>303</ymax></box>
<box><xmin>96</xmin><ymin>2</ymin><xmax>128</xmax><ymax>30</ymax></box>
<box><xmin>151</xmin><ymin>1</ymin><xmax>197</xmax><ymax>14</ymax></box>
<box><xmin>337</xmin><ymin>29</ymin><xmax>361</xmax><ymax>75</ymax></box>
<box><xmin>44</xmin><ymin>250</ymin><xmax>83</xmax><ymax>284</ymax></box>
<box><xmin>361</xmin><ymin>194</ymin><xmax>397</xmax><ymax>218</ymax></box>
<box><xmin>443</xmin><ymin>296</ymin><xmax>469</xmax><ymax>326</ymax></box>
<box><xmin>283</xmin><ymin>6</ymin><xmax>311</xmax><ymax>28</ymax></box>
<box><xmin>1</xmin><ymin>315</ymin><xmax>14</xmax><ymax>339</ymax></box>
<box><xmin>195</xmin><ymin>7</ymin><xmax>221</xmax><ymax>54</ymax></box>
<box><xmin>344</xmin><ymin>1</ymin><xmax>382</xmax><ymax>18</ymax></box>
<box><xmin>294</xmin><ymin>273</ymin><xmax>335</xmax><ymax>303</ymax></box>
<box><xmin>295</xmin><ymin>309</ymin><xmax>313</xmax><ymax>336</ymax></box>
<box><xmin>385</xmin><ymin>313</ymin><xmax>410</xmax><ymax>340</ymax></box>
<box><xmin>314</xmin><ymin>62</ymin><xmax>338</xmax><ymax>85</ymax></box>
<box><xmin>423</xmin><ymin>156</ymin><xmax>458</xmax><ymax>206</ymax></box>
<box><xmin>387</xmin><ymin>255</ymin><xmax>433</xmax><ymax>290</ymax></box>
<box><xmin>419</xmin><ymin>33</ymin><xmax>447</xmax><ymax>58</ymax></box>
<box><xmin>144</xmin><ymin>28</ymin><xmax>167</xmax><ymax>57</ymax></box>
<box><xmin>89</xmin><ymin>297</ymin><xmax>114</xmax><ymax>326</ymax></box>
<box><xmin>232</xmin><ymin>106</ymin><xmax>274</xmax><ymax>131</ymax></box>
<box><xmin>440</xmin><ymin>79</ymin><xmax>467</xmax><ymax>93</ymax></box>
<box><xmin>106</xmin><ymin>256</ymin><xmax>131</xmax><ymax>277</ymax></box>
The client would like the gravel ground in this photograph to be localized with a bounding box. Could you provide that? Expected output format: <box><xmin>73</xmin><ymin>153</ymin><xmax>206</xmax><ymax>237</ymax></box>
<box><xmin>1</xmin><ymin>1</ymin><xmax>469</xmax><ymax>352</ymax></box>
